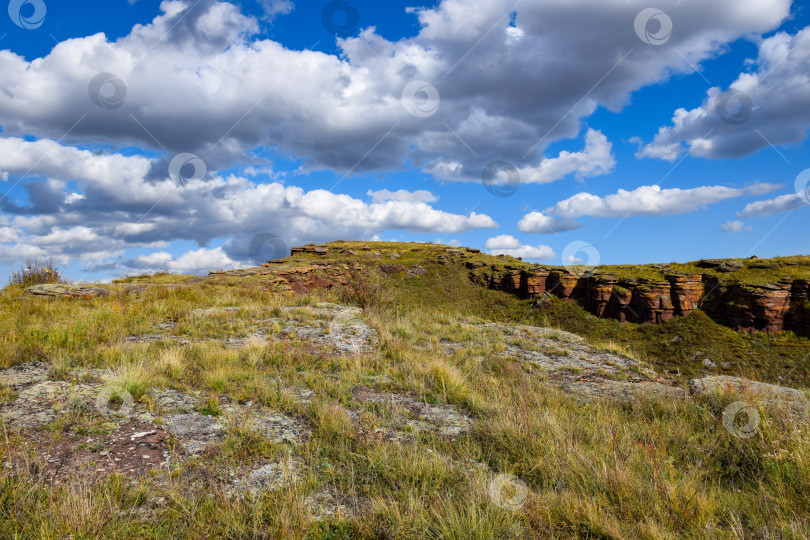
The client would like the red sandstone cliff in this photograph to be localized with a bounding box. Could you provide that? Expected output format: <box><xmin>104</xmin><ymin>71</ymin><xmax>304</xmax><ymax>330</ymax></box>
<box><xmin>471</xmin><ymin>264</ymin><xmax>810</xmax><ymax>337</ymax></box>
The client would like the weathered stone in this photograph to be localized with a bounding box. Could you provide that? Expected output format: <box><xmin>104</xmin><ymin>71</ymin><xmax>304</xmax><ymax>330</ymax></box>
<box><xmin>354</xmin><ymin>389</ymin><xmax>473</xmax><ymax>441</ymax></box>
<box><xmin>163</xmin><ymin>413</ymin><xmax>225</xmax><ymax>455</ymax></box>
<box><xmin>0</xmin><ymin>362</ymin><xmax>49</xmax><ymax>388</ymax></box>
<box><xmin>230</xmin><ymin>459</ymin><xmax>300</xmax><ymax>495</ymax></box>
<box><xmin>688</xmin><ymin>376</ymin><xmax>807</xmax><ymax>401</ymax></box>
<box><xmin>24</xmin><ymin>284</ymin><xmax>114</xmax><ymax>299</ymax></box>
<box><xmin>563</xmin><ymin>380</ymin><xmax>687</xmax><ymax>402</ymax></box>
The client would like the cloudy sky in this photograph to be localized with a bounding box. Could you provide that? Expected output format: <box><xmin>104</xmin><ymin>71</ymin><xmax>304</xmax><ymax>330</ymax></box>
<box><xmin>1</xmin><ymin>0</ymin><xmax>809</xmax><ymax>280</ymax></box>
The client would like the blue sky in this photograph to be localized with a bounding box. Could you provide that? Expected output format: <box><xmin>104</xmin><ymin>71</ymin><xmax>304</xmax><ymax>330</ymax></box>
<box><xmin>1</xmin><ymin>0</ymin><xmax>809</xmax><ymax>281</ymax></box>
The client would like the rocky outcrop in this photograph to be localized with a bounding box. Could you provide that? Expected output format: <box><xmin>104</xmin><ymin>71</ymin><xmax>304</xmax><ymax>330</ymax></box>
<box><xmin>688</xmin><ymin>375</ymin><xmax>807</xmax><ymax>401</ymax></box>
<box><xmin>24</xmin><ymin>283</ymin><xmax>114</xmax><ymax>299</ymax></box>
<box><xmin>472</xmin><ymin>266</ymin><xmax>810</xmax><ymax>337</ymax></box>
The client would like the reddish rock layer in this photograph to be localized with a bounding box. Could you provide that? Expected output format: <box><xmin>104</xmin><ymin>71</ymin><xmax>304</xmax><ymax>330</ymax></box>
<box><xmin>472</xmin><ymin>267</ymin><xmax>810</xmax><ymax>337</ymax></box>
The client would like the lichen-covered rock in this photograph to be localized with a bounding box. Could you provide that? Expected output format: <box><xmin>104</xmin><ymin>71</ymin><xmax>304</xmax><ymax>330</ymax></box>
<box><xmin>24</xmin><ymin>284</ymin><xmax>114</xmax><ymax>299</ymax></box>
<box><xmin>353</xmin><ymin>389</ymin><xmax>472</xmax><ymax>441</ymax></box>
<box><xmin>229</xmin><ymin>459</ymin><xmax>300</xmax><ymax>495</ymax></box>
<box><xmin>2</xmin><ymin>380</ymin><xmax>100</xmax><ymax>429</ymax></box>
<box><xmin>0</xmin><ymin>362</ymin><xmax>49</xmax><ymax>388</ymax></box>
<box><xmin>563</xmin><ymin>380</ymin><xmax>687</xmax><ymax>401</ymax></box>
<box><xmin>163</xmin><ymin>413</ymin><xmax>225</xmax><ymax>455</ymax></box>
<box><xmin>688</xmin><ymin>376</ymin><xmax>807</xmax><ymax>401</ymax></box>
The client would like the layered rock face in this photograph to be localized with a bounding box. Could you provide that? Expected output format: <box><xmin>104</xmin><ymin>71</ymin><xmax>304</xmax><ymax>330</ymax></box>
<box><xmin>472</xmin><ymin>266</ymin><xmax>810</xmax><ymax>337</ymax></box>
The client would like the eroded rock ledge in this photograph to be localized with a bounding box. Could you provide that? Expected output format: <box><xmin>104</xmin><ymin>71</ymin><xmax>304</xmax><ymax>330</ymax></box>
<box><xmin>471</xmin><ymin>266</ymin><xmax>810</xmax><ymax>336</ymax></box>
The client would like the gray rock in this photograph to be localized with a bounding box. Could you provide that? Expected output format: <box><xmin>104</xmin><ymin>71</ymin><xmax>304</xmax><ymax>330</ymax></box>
<box><xmin>163</xmin><ymin>412</ymin><xmax>225</xmax><ymax>455</ymax></box>
<box><xmin>24</xmin><ymin>284</ymin><xmax>113</xmax><ymax>299</ymax></box>
<box><xmin>230</xmin><ymin>459</ymin><xmax>300</xmax><ymax>495</ymax></box>
<box><xmin>563</xmin><ymin>380</ymin><xmax>687</xmax><ymax>402</ymax></box>
<box><xmin>688</xmin><ymin>376</ymin><xmax>806</xmax><ymax>401</ymax></box>
<box><xmin>0</xmin><ymin>362</ymin><xmax>49</xmax><ymax>388</ymax></box>
<box><xmin>717</xmin><ymin>260</ymin><xmax>744</xmax><ymax>273</ymax></box>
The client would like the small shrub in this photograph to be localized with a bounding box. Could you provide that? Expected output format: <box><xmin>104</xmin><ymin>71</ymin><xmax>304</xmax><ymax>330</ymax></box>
<box><xmin>8</xmin><ymin>257</ymin><xmax>65</xmax><ymax>287</ymax></box>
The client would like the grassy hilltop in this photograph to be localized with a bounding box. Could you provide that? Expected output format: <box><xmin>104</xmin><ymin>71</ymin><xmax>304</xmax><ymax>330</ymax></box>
<box><xmin>0</xmin><ymin>241</ymin><xmax>808</xmax><ymax>538</ymax></box>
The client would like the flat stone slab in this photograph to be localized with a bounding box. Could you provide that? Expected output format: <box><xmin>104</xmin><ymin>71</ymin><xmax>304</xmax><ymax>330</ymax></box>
<box><xmin>188</xmin><ymin>307</ymin><xmax>241</xmax><ymax>317</ymax></box>
<box><xmin>354</xmin><ymin>389</ymin><xmax>472</xmax><ymax>440</ymax></box>
<box><xmin>563</xmin><ymin>380</ymin><xmax>687</xmax><ymax>402</ymax></box>
<box><xmin>24</xmin><ymin>284</ymin><xmax>113</xmax><ymax>299</ymax></box>
<box><xmin>2</xmin><ymin>380</ymin><xmax>100</xmax><ymax>429</ymax></box>
<box><xmin>152</xmin><ymin>389</ymin><xmax>199</xmax><ymax>413</ymax></box>
<box><xmin>689</xmin><ymin>376</ymin><xmax>807</xmax><ymax>401</ymax></box>
<box><xmin>229</xmin><ymin>459</ymin><xmax>301</xmax><ymax>496</ymax></box>
<box><xmin>219</xmin><ymin>405</ymin><xmax>311</xmax><ymax>444</ymax></box>
<box><xmin>163</xmin><ymin>412</ymin><xmax>225</xmax><ymax>455</ymax></box>
<box><xmin>440</xmin><ymin>321</ymin><xmax>676</xmax><ymax>400</ymax></box>
<box><xmin>0</xmin><ymin>362</ymin><xmax>49</xmax><ymax>388</ymax></box>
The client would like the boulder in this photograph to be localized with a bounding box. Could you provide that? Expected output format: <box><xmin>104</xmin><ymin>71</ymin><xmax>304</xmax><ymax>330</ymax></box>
<box><xmin>24</xmin><ymin>284</ymin><xmax>114</xmax><ymax>299</ymax></box>
<box><xmin>688</xmin><ymin>375</ymin><xmax>806</xmax><ymax>401</ymax></box>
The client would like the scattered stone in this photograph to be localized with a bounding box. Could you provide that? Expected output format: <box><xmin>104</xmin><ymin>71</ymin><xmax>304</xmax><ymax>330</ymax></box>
<box><xmin>703</xmin><ymin>358</ymin><xmax>717</xmax><ymax>368</ymax></box>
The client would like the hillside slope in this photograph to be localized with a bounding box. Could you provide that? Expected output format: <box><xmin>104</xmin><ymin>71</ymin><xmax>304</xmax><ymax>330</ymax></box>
<box><xmin>0</xmin><ymin>241</ymin><xmax>808</xmax><ymax>538</ymax></box>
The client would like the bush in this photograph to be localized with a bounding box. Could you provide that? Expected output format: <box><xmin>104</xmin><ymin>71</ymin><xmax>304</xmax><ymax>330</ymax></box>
<box><xmin>8</xmin><ymin>257</ymin><xmax>65</xmax><ymax>287</ymax></box>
